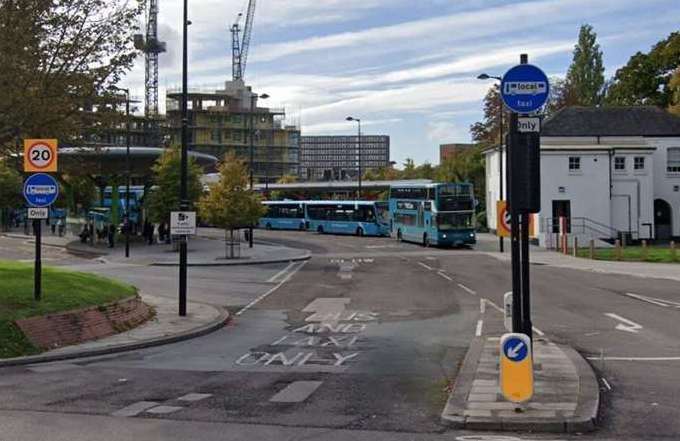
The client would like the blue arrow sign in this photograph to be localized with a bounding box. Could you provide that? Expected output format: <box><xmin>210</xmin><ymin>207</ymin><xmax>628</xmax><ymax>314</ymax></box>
<box><xmin>23</xmin><ymin>173</ymin><xmax>59</xmax><ymax>208</ymax></box>
<box><xmin>503</xmin><ymin>336</ymin><xmax>529</xmax><ymax>362</ymax></box>
<box><xmin>501</xmin><ymin>64</ymin><xmax>550</xmax><ymax>114</ymax></box>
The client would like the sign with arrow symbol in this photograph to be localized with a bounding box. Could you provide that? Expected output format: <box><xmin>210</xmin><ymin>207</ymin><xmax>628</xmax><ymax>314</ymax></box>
<box><xmin>605</xmin><ymin>313</ymin><xmax>643</xmax><ymax>334</ymax></box>
<box><xmin>500</xmin><ymin>333</ymin><xmax>533</xmax><ymax>403</ymax></box>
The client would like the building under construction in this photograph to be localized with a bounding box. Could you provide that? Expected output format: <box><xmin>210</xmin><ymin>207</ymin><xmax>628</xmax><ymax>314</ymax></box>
<box><xmin>166</xmin><ymin>80</ymin><xmax>300</xmax><ymax>182</ymax></box>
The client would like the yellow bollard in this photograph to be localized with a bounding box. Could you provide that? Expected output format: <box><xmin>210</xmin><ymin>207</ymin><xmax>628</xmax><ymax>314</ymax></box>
<box><xmin>615</xmin><ymin>240</ymin><xmax>622</xmax><ymax>261</ymax></box>
<box><xmin>641</xmin><ymin>240</ymin><xmax>648</xmax><ymax>261</ymax></box>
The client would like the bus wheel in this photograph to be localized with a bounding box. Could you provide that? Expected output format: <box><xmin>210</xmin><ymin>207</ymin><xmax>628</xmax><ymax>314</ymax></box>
<box><xmin>356</xmin><ymin>227</ymin><xmax>364</xmax><ymax>237</ymax></box>
<box><xmin>299</xmin><ymin>223</ymin><xmax>306</xmax><ymax>231</ymax></box>
<box><xmin>423</xmin><ymin>234</ymin><xmax>429</xmax><ymax>247</ymax></box>
<box><xmin>317</xmin><ymin>226</ymin><xmax>324</xmax><ymax>234</ymax></box>
<box><xmin>266</xmin><ymin>223</ymin><xmax>272</xmax><ymax>230</ymax></box>
<box><xmin>397</xmin><ymin>230</ymin><xmax>402</xmax><ymax>241</ymax></box>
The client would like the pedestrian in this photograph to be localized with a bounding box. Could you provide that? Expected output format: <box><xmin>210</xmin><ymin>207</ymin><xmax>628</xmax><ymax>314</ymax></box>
<box><xmin>158</xmin><ymin>223</ymin><xmax>166</xmax><ymax>243</ymax></box>
<box><xmin>50</xmin><ymin>220</ymin><xmax>56</xmax><ymax>235</ymax></box>
<box><xmin>57</xmin><ymin>218</ymin><xmax>65</xmax><ymax>237</ymax></box>
<box><xmin>107</xmin><ymin>223</ymin><xmax>115</xmax><ymax>248</ymax></box>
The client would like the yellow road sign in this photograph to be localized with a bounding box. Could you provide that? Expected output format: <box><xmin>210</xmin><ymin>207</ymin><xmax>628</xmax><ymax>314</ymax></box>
<box><xmin>500</xmin><ymin>333</ymin><xmax>533</xmax><ymax>403</ymax></box>
<box><xmin>24</xmin><ymin>139</ymin><xmax>58</xmax><ymax>173</ymax></box>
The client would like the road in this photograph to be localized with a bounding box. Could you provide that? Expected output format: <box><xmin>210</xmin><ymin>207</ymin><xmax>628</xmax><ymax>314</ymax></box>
<box><xmin>1</xmin><ymin>230</ymin><xmax>680</xmax><ymax>440</ymax></box>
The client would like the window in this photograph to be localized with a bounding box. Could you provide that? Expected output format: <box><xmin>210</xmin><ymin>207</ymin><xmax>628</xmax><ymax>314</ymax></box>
<box><xmin>232</xmin><ymin>130</ymin><xmax>242</xmax><ymax>141</ymax></box>
<box><xmin>614</xmin><ymin>157</ymin><xmax>626</xmax><ymax>171</ymax></box>
<box><xmin>634</xmin><ymin>156</ymin><xmax>645</xmax><ymax>170</ymax></box>
<box><xmin>668</xmin><ymin>148</ymin><xmax>680</xmax><ymax>173</ymax></box>
<box><xmin>568</xmin><ymin>156</ymin><xmax>581</xmax><ymax>172</ymax></box>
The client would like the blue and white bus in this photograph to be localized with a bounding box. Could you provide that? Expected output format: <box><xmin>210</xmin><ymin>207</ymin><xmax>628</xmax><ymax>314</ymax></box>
<box><xmin>259</xmin><ymin>201</ymin><xmax>307</xmax><ymax>231</ymax></box>
<box><xmin>305</xmin><ymin>201</ymin><xmax>390</xmax><ymax>237</ymax></box>
<box><xmin>389</xmin><ymin>183</ymin><xmax>476</xmax><ymax>247</ymax></box>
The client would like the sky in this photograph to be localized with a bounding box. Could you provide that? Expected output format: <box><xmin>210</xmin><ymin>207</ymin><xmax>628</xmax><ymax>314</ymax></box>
<box><xmin>120</xmin><ymin>0</ymin><xmax>680</xmax><ymax>166</ymax></box>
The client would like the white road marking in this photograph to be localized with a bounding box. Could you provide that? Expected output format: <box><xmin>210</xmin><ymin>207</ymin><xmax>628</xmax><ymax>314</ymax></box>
<box><xmin>418</xmin><ymin>262</ymin><xmax>433</xmax><ymax>271</ymax></box>
<box><xmin>601</xmin><ymin>378</ymin><xmax>612</xmax><ymax>391</ymax></box>
<box><xmin>111</xmin><ymin>401</ymin><xmax>159</xmax><ymax>417</ymax></box>
<box><xmin>532</xmin><ymin>326</ymin><xmax>545</xmax><ymax>337</ymax></box>
<box><xmin>457</xmin><ymin>283</ymin><xmax>477</xmax><ymax>295</ymax></box>
<box><xmin>482</xmin><ymin>298</ymin><xmax>504</xmax><ymax>313</ymax></box>
<box><xmin>587</xmin><ymin>356</ymin><xmax>680</xmax><ymax>362</ymax></box>
<box><xmin>235</xmin><ymin>261</ymin><xmax>307</xmax><ymax>316</ymax></box>
<box><xmin>475</xmin><ymin>320</ymin><xmax>484</xmax><ymax>336</ymax></box>
<box><xmin>267</xmin><ymin>262</ymin><xmax>296</xmax><ymax>283</ymax></box>
<box><xmin>605</xmin><ymin>313</ymin><xmax>643</xmax><ymax>334</ymax></box>
<box><xmin>269</xmin><ymin>381</ymin><xmax>323</xmax><ymax>403</ymax></box>
<box><xmin>480</xmin><ymin>299</ymin><xmax>486</xmax><ymax>314</ymax></box>
<box><xmin>437</xmin><ymin>271</ymin><xmax>453</xmax><ymax>281</ymax></box>
<box><xmin>626</xmin><ymin>292</ymin><xmax>680</xmax><ymax>308</ymax></box>
<box><xmin>177</xmin><ymin>393</ymin><xmax>212</xmax><ymax>402</ymax></box>
<box><xmin>146</xmin><ymin>405</ymin><xmax>183</xmax><ymax>415</ymax></box>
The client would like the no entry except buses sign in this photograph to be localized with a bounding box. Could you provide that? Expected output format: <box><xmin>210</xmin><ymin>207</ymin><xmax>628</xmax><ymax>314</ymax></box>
<box><xmin>24</xmin><ymin>139</ymin><xmax>58</xmax><ymax>173</ymax></box>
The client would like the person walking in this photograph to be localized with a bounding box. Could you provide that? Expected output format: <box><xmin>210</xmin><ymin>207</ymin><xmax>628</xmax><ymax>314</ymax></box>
<box><xmin>57</xmin><ymin>218</ymin><xmax>65</xmax><ymax>237</ymax></box>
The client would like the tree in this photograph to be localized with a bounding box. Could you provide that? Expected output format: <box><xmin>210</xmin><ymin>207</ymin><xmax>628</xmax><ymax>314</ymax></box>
<box><xmin>436</xmin><ymin>147</ymin><xmax>487</xmax><ymax>228</ymax></box>
<box><xmin>269</xmin><ymin>174</ymin><xmax>298</xmax><ymax>201</ymax></box>
<box><xmin>606</xmin><ymin>32</ymin><xmax>680</xmax><ymax>106</ymax></box>
<box><xmin>545</xmin><ymin>77</ymin><xmax>578</xmax><ymax>117</ymax></box>
<box><xmin>564</xmin><ymin>24</ymin><xmax>605</xmax><ymax>106</ymax></box>
<box><xmin>470</xmin><ymin>84</ymin><xmax>509</xmax><ymax>146</ymax></box>
<box><xmin>0</xmin><ymin>0</ymin><xmax>143</xmax><ymax>155</ymax></box>
<box><xmin>0</xmin><ymin>160</ymin><xmax>23</xmax><ymax>230</ymax></box>
<box><xmin>60</xmin><ymin>175</ymin><xmax>97</xmax><ymax>214</ymax></box>
<box><xmin>198</xmin><ymin>153</ymin><xmax>266</xmax><ymax>258</ymax></box>
<box><xmin>145</xmin><ymin>147</ymin><xmax>203</xmax><ymax>224</ymax></box>
<box><xmin>668</xmin><ymin>68</ymin><xmax>680</xmax><ymax>115</ymax></box>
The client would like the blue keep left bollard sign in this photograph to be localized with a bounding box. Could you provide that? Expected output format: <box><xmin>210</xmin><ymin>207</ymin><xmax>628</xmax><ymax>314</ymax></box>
<box><xmin>23</xmin><ymin>173</ymin><xmax>59</xmax><ymax>208</ymax></box>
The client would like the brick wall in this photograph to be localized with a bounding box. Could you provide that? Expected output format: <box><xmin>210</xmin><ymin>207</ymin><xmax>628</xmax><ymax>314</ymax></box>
<box><xmin>15</xmin><ymin>296</ymin><xmax>154</xmax><ymax>351</ymax></box>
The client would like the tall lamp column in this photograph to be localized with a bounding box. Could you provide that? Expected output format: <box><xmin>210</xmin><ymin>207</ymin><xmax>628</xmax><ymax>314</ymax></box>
<box><xmin>346</xmin><ymin>116</ymin><xmax>362</xmax><ymax>199</ymax></box>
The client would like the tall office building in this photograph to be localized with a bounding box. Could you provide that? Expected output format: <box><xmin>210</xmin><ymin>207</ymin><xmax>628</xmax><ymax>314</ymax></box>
<box><xmin>300</xmin><ymin>135</ymin><xmax>390</xmax><ymax>181</ymax></box>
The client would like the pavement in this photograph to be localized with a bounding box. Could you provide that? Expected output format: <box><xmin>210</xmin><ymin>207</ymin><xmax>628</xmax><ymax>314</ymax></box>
<box><xmin>441</xmin><ymin>300</ymin><xmax>599</xmax><ymax>432</ymax></box>
<box><xmin>0</xmin><ymin>294</ymin><xmax>229</xmax><ymax>367</ymax></box>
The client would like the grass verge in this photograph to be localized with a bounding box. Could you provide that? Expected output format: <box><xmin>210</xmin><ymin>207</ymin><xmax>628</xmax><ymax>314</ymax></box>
<box><xmin>575</xmin><ymin>246</ymin><xmax>679</xmax><ymax>263</ymax></box>
<box><xmin>0</xmin><ymin>260</ymin><xmax>136</xmax><ymax>358</ymax></box>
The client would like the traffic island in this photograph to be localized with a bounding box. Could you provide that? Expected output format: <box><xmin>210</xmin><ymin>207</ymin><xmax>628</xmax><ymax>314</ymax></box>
<box><xmin>0</xmin><ymin>260</ymin><xmax>141</xmax><ymax>359</ymax></box>
<box><xmin>441</xmin><ymin>309</ymin><xmax>599</xmax><ymax>432</ymax></box>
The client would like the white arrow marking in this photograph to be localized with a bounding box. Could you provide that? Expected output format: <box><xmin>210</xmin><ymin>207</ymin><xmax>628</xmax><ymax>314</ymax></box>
<box><xmin>605</xmin><ymin>313</ymin><xmax>643</xmax><ymax>333</ymax></box>
<box><xmin>507</xmin><ymin>342</ymin><xmax>525</xmax><ymax>359</ymax></box>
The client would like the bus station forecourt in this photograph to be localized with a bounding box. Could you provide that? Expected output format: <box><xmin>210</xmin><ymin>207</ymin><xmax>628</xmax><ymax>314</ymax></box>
<box><xmin>257</xmin><ymin>182</ymin><xmax>477</xmax><ymax>247</ymax></box>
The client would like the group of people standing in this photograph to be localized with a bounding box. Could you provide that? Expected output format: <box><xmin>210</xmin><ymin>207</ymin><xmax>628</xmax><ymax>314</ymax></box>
<box><xmin>142</xmin><ymin>220</ymin><xmax>170</xmax><ymax>245</ymax></box>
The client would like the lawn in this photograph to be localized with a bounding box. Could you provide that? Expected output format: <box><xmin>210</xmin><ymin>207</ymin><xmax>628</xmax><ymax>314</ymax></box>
<box><xmin>576</xmin><ymin>246</ymin><xmax>679</xmax><ymax>263</ymax></box>
<box><xmin>0</xmin><ymin>260</ymin><xmax>136</xmax><ymax>358</ymax></box>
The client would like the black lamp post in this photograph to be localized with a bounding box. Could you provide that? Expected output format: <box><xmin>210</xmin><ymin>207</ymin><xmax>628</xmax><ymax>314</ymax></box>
<box><xmin>248</xmin><ymin>92</ymin><xmax>269</xmax><ymax>248</ymax></box>
<box><xmin>346</xmin><ymin>116</ymin><xmax>362</xmax><ymax>199</ymax></box>
<box><xmin>477</xmin><ymin>73</ymin><xmax>504</xmax><ymax>253</ymax></box>
<box><xmin>179</xmin><ymin>0</ymin><xmax>190</xmax><ymax>317</ymax></box>
<box><xmin>111</xmin><ymin>86</ymin><xmax>131</xmax><ymax>259</ymax></box>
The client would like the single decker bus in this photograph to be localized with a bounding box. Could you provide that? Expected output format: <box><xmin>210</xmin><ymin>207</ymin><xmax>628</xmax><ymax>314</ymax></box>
<box><xmin>259</xmin><ymin>201</ymin><xmax>307</xmax><ymax>230</ymax></box>
<box><xmin>389</xmin><ymin>183</ymin><xmax>476</xmax><ymax>247</ymax></box>
<box><xmin>305</xmin><ymin>201</ymin><xmax>390</xmax><ymax>237</ymax></box>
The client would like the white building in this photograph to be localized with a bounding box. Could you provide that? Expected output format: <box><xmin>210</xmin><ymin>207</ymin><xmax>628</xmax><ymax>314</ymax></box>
<box><xmin>485</xmin><ymin>106</ymin><xmax>680</xmax><ymax>246</ymax></box>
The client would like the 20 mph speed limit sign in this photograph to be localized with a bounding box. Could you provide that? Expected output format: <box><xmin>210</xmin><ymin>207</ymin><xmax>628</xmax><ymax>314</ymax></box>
<box><xmin>24</xmin><ymin>139</ymin><xmax>58</xmax><ymax>173</ymax></box>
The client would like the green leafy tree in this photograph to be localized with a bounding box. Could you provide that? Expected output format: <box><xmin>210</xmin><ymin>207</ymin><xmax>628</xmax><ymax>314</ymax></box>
<box><xmin>145</xmin><ymin>147</ymin><xmax>203</xmax><ymax>224</ymax></box>
<box><xmin>0</xmin><ymin>160</ymin><xmax>22</xmax><ymax>230</ymax></box>
<box><xmin>60</xmin><ymin>175</ymin><xmax>97</xmax><ymax>214</ymax></box>
<box><xmin>198</xmin><ymin>153</ymin><xmax>266</xmax><ymax>257</ymax></box>
<box><xmin>545</xmin><ymin>77</ymin><xmax>578</xmax><ymax>117</ymax></box>
<box><xmin>269</xmin><ymin>174</ymin><xmax>298</xmax><ymax>201</ymax></box>
<box><xmin>564</xmin><ymin>24</ymin><xmax>605</xmax><ymax>106</ymax></box>
<box><xmin>436</xmin><ymin>147</ymin><xmax>486</xmax><ymax>227</ymax></box>
<box><xmin>0</xmin><ymin>0</ymin><xmax>143</xmax><ymax>155</ymax></box>
<box><xmin>668</xmin><ymin>68</ymin><xmax>680</xmax><ymax>115</ymax></box>
<box><xmin>470</xmin><ymin>84</ymin><xmax>509</xmax><ymax>146</ymax></box>
<box><xmin>606</xmin><ymin>32</ymin><xmax>680</xmax><ymax>106</ymax></box>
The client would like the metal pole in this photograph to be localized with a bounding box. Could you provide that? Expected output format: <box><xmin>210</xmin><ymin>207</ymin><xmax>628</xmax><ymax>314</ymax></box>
<box><xmin>521</xmin><ymin>212</ymin><xmax>532</xmax><ymax>340</ymax></box>
<box><xmin>248</xmin><ymin>95</ymin><xmax>255</xmax><ymax>248</ymax></box>
<box><xmin>509</xmin><ymin>112</ymin><xmax>522</xmax><ymax>333</ymax></box>
<box><xmin>34</xmin><ymin>220</ymin><xmax>41</xmax><ymax>301</ymax></box>
<box><xmin>125</xmin><ymin>90</ymin><xmax>131</xmax><ymax>259</ymax></box>
<box><xmin>178</xmin><ymin>0</ymin><xmax>189</xmax><ymax>317</ymax></box>
<box><xmin>357</xmin><ymin>119</ymin><xmax>362</xmax><ymax>199</ymax></box>
<box><xmin>498</xmin><ymin>96</ymin><xmax>504</xmax><ymax>253</ymax></box>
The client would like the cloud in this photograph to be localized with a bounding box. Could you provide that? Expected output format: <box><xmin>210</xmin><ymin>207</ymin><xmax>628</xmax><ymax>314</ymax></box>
<box><xmin>303</xmin><ymin>118</ymin><xmax>402</xmax><ymax>134</ymax></box>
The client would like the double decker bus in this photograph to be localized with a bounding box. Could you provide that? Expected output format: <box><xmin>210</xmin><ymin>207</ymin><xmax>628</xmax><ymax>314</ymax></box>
<box><xmin>258</xmin><ymin>201</ymin><xmax>307</xmax><ymax>231</ymax></box>
<box><xmin>305</xmin><ymin>201</ymin><xmax>390</xmax><ymax>237</ymax></box>
<box><xmin>389</xmin><ymin>183</ymin><xmax>476</xmax><ymax>247</ymax></box>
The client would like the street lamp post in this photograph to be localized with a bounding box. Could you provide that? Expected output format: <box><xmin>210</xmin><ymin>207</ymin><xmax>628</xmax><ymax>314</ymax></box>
<box><xmin>112</xmin><ymin>86</ymin><xmax>131</xmax><ymax>259</ymax></box>
<box><xmin>248</xmin><ymin>93</ymin><xmax>269</xmax><ymax>248</ymax></box>
<box><xmin>477</xmin><ymin>73</ymin><xmax>504</xmax><ymax>253</ymax></box>
<box><xmin>346</xmin><ymin>116</ymin><xmax>362</xmax><ymax>199</ymax></box>
<box><xmin>179</xmin><ymin>0</ymin><xmax>190</xmax><ymax>317</ymax></box>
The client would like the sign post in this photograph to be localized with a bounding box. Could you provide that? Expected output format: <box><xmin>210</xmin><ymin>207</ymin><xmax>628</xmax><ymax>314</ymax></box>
<box><xmin>23</xmin><ymin>169</ymin><xmax>60</xmax><ymax>302</ymax></box>
<box><xmin>500</xmin><ymin>54</ymin><xmax>548</xmax><ymax>339</ymax></box>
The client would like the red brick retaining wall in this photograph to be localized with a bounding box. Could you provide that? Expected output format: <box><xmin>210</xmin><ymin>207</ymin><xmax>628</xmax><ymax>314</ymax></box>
<box><xmin>15</xmin><ymin>296</ymin><xmax>154</xmax><ymax>350</ymax></box>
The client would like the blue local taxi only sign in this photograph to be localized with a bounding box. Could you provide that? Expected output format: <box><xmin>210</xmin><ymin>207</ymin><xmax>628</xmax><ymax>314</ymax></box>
<box><xmin>501</xmin><ymin>64</ymin><xmax>550</xmax><ymax>114</ymax></box>
<box><xmin>23</xmin><ymin>173</ymin><xmax>59</xmax><ymax>207</ymax></box>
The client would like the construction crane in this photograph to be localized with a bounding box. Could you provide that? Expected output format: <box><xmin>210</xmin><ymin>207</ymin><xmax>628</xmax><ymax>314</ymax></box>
<box><xmin>230</xmin><ymin>0</ymin><xmax>256</xmax><ymax>81</ymax></box>
<box><xmin>134</xmin><ymin>0</ymin><xmax>166</xmax><ymax>121</ymax></box>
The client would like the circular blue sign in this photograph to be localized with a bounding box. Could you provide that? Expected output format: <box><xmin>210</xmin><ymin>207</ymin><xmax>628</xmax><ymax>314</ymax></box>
<box><xmin>503</xmin><ymin>337</ymin><xmax>529</xmax><ymax>362</ymax></box>
<box><xmin>501</xmin><ymin>64</ymin><xmax>550</xmax><ymax>114</ymax></box>
<box><xmin>23</xmin><ymin>173</ymin><xmax>59</xmax><ymax>208</ymax></box>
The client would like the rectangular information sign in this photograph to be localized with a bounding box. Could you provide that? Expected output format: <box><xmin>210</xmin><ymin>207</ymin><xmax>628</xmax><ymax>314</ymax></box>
<box><xmin>27</xmin><ymin>207</ymin><xmax>49</xmax><ymax>219</ymax></box>
<box><xmin>171</xmin><ymin>211</ymin><xmax>197</xmax><ymax>235</ymax></box>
